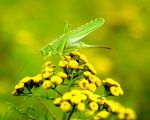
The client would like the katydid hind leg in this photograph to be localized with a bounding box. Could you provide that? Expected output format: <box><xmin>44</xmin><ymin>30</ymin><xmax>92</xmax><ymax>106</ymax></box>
<box><xmin>81</xmin><ymin>42</ymin><xmax>111</xmax><ymax>49</ymax></box>
<box><xmin>69</xmin><ymin>41</ymin><xmax>111</xmax><ymax>51</ymax></box>
<box><xmin>58</xmin><ymin>53</ymin><xmax>64</xmax><ymax>60</ymax></box>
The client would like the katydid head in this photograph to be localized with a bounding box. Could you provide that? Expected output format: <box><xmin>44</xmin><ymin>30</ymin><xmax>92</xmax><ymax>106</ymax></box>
<box><xmin>40</xmin><ymin>49</ymin><xmax>47</xmax><ymax>58</ymax></box>
<box><xmin>40</xmin><ymin>47</ymin><xmax>51</xmax><ymax>60</ymax></box>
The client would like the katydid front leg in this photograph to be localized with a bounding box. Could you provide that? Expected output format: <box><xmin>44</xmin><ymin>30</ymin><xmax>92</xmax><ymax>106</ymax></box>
<box><xmin>58</xmin><ymin>22</ymin><xmax>71</xmax><ymax>58</ymax></box>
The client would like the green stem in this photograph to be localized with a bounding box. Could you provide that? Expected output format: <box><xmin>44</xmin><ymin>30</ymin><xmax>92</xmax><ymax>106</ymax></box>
<box><xmin>52</xmin><ymin>88</ymin><xmax>62</xmax><ymax>96</ymax></box>
<box><xmin>35</xmin><ymin>95</ymin><xmax>54</xmax><ymax>100</ymax></box>
<box><xmin>67</xmin><ymin>70</ymin><xmax>75</xmax><ymax>90</ymax></box>
<box><xmin>67</xmin><ymin>105</ymin><xmax>75</xmax><ymax>120</ymax></box>
<box><xmin>89</xmin><ymin>110</ymin><xmax>99</xmax><ymax>120</ymax></box>
<box><xmin>55</xmin><ymin>89</ymin><xmax>62</xmax><ymax>96</ymax></box>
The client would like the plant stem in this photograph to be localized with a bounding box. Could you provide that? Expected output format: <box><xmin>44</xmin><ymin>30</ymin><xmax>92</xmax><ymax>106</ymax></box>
<box><xmin>67</xmin><ymin>70</ymin><xmax>74</xmax><ymax>91</ymax></box>
<box><xmin>52</xmin><ymin>88</ymin><xmax>62</xmax><ymax>96</ymax></box>
<box><xmin>89</xmin><ymin>110</ymin><xmax>99</xmax><ymax>120</ymax></box>
<box><xmin>67</xmin><ymin>105</ymin><xmax>75</xmax><ymax>120</ymax></box>
<box><xmin>55</xmin><ymin>89</ymin><xmax>62</xmax><ymax>96</ymax></box>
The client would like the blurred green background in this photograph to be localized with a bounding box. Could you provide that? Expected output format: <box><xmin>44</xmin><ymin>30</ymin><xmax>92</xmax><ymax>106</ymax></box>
<box><xmin>0</xmin><ymin>0</ymin><xmax>149</xmax><ymax>119</ymax></box>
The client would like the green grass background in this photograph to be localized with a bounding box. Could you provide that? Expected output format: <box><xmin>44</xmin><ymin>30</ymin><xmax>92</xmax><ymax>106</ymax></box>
<box><xmin>0</xmin><ymin>0</ymin><xmax>150</xmax><ymax>119</ymax></box>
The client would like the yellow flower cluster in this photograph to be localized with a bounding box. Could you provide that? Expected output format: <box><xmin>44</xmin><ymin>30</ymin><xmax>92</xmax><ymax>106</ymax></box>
<box><xmin>12</xmin><ymin>61</ymin><xmax>67</xmax><ymax>95</ymax></box>
<box><xmin>79</xmin><ymin>74</ymin><xmax>101</xmax><ymax>92</ymax></box>
<box><xmin>102</xmin><ymin>78</ymin><xmax>123</xmax><ymax>96</ymax></box>
<box><xmin>104</xmin><ymin>100</ymin><xmax>136</xmax><ymax>120</ymax></box>
<box><xmin>54</xmin><ymin>89</ymin><xmax>114</xmax><ymax>115</ymax></box>
<box><xmin>92</xmin><ymin>99</ymin><xmax>136</xmax><ymax>120</ymax></box>
<box><xmin>58</xmin><ymin>52</ymin><xmax>101</xmax><ymax>93</ymax></box>
<box><xmin>92</xmin><ymin>111</ymin><xmax>110</xmax><ymax>120</ymax></box>
<box><xmin>58</xmin><ymin>52</ymin><xmax>102</xmax><ymax>93</ymax></box>
<box><xmin>54</xmin><ymin>89</ymin><xmax>86</xmax><ymax>112</ymax></box>
<box><xmin>40</xmin><ymin>61</ymin><xmax>67</xmax><ymax>89</ymax></box>
<box><xmin>58</xmin><ymin>52</ymin><xmax>96</xmax><ymax>73</ymax></box>
<box><xmin>118</xmin><ymin>108</ymin><xmax>136</xmax><ymax>120</ymax></box>
<box><xmin>12</xmin><ymin>52</ymin><xmax>136</xmax><ymax>120</ymax></box>
<box><xmin>42</xmin><ymin>61</ymin><xmax>55</xmax><ymax>79</ymax></box>
<box><xmin>12</xmin><ymin>75</ymin><xmax>43</xmax><ymax>96</ymax></box>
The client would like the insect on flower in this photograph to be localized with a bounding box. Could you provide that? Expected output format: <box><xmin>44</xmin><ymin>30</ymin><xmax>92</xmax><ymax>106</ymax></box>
<box><xmin>40</xmin><ymin>18</ymin><xmax>110</xmax><ymax>60</ymax></box>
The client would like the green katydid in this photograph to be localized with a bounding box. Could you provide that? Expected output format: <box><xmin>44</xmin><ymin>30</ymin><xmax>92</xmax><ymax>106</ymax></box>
<box><xmin>40</xmin><ymin>18</ymin><xmax>110</xmax><ymax>60</ymax></box>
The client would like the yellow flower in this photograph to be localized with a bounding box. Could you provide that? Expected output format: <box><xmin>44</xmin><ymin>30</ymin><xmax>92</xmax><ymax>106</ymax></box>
<box><xmin>50</xmin><ymin>76</ymin><xmax>63</xmax><ymax>85</ymax></box>
<box><xmin>32</xmin><ymin>74</ymin><xmax>42</xmax><ymax>84</ymax></box>
<box><xmin>42</xmin><ymin>72</ymin><xmax>52</xmax><ymax>79</ymax></box>
<box><xmin>117</xmin><ymin>105</ymin><xmax>125</xmax><ymax>113</ymax></box>
<box><xmin>97</xmin><ymin>98</ymin><xmax>105</xmax><ymax>105</ymax></box>
<box><xmin>81</xmin><ymin>90</ymin><xmax>93</xmax><ymax>97</ymax></box>
<box><xmin>44</xmin><ymin>61</ymin><xmax>52</xmax><ymax>67</ymax></box>
<box><xmin>118</xmin><ymin>112</ymin><xmax>125</xmax><ymax>119</ymax></box>
<box><xmin>88</xmin><ymin>94</ymin><xmax>99</xmax><ymax>102</ymax></box>
<box><xmin>15</xmin><ymin>83</ymin><xmax>24</xmax><ymax>90</ymax></box>
<box><xmin>95</xmin><ymin>79</ymin><xmax>101</xmax><ymax>87</ymax></box>
<box><xmin>60</xmin><ymin>101</ymin><xmax>72</xmax><ymax>112</ymax></box>
<box><xmin>104</xmin><ymin>100</ymin><xmax>115</xmax><ymax>112</ymax></box>
<box><xmin>110</xmin><ymin>86</ymin><xmax>119</xmax><ymax>96</ymax></box>
<box><xmin>42</xmin><ymin>80</ymin><xmax>52</xmax><ymax>89</ymax></box>
<box><xmin>42</xmin><ymin>67</ymin><xmax>54</xmax><ymax>73</ymax></box>
<box><xmin>70</xmin><ymin>96</ymin><xmax>82</xmax><ymax>104</ymax></box>
<box><xmin>70</xmin><ymin>52</ymin><xmax>87</xmax><ymax>64</ymax></box>
<box><xmin>86</xmin><ymin>63</ymin><xmax>96</xmax><ymax>74</ymax></box>
<box><xmin>85</xmin><ymin>109</ymin><xmax>94</xmax><ymax>117</ymax></box>
<box><xmin>83</xmin><ymin>71</ymin><xmax>92</xmax><ymax>77</ymax></box>
<box><xmin>54</xmin><ymin>97</ymin><xmax>62</xmax><ymax>105</ymax></box>
<box><xmin>104</xmin><ymin>78</ymin><xmax>120</xmax><ymax>87</ymax></box>
<box><xmin>20</xmin><ymin>76</ymin><xmax>31</xmax><ymax>83</ymax></box>
<box><xmin>125</xmin><ymin>108</ymin><xmax>136</xmax><ymax>120</ymax></box>
<box><xmin>92</xmin><ymin>116</ymin><xmax>100</xmax><ymax>120</ymax></box>
<box><xmin>88</xmin><ymin>75</ymin><xmax>96</xmax><ymax>83</ymax></box>
<box><xmin>62</xmin><ymin>92</ymin><xmax>72</xmax><ymax>100</ymax></box>
<box><xmin>117</xmin><ymin>86</ymin><xmax>123</xmax><ymax>95</ymax></box>
<box><xmin>65</xmin><ymin>55</ymin><xmax>71</xmax><ymax>61</ymax></box>
<box><xmin>58</xmin><ymin>60</ymin><xmax>67</xmax><ymax>67</ymax></box>
<box><xmin>77</xmin><ymin>102</ymin><xmax>85</xmax><ymax>112</ymax></box>
<box><xmin>88</xmin><ymin>83</ymin><xmax>97</xmax><ymax>92</ymax></box>
<box><xmin>89</xmin><ymin>75</ymin><xmax>101</xmax><ymax>87</ymax></box>
<box><xmin>110</xmin><ymin>86</ymin><xmax>123</xmax><ymax>96</ymax></box>
<box><xmin>68</xmin><ymin>60</ymin><xmax>79</xmax><ymax>69</ymax></box>
<box><xmin>89</xmin><ymin>102</ymin><xmax>98</xmax><ymax>111</ymax></box>
<box><xmin>79</xmin><ymin>54</ymin><xmax>88</xmax><ymax>63</ymax></box>
<box><xmin>78</xmin><ymin>93</ymin><xmax>87</xmax><ymax>101</ymax></box>
<box><xmin>79</xmin><ymin>79</ymin><xmax>89</xmax><ymax>89</ymax></box>
<box><xmin>12</xmin><ymin>90</ymin><xmax>19</xmax><ymax>96</ymax></box>
<box><xmin>71</xmin><ymin>89</ymin><xmax>81</xmax><ymax>96</ymax></box>
<box><xmin>96</xmin><ymin>111</ymin><xmax>110</xmax><ymax>119</ymax></box>
<box><xmin>57</xmin><ymin>71</ymin><xmax>67</xmax><ymax>79</ymax></box>
<box><xmin>70</xmin><ymin>52</ymin><xmax>81</xmax><ymax>56</ymax></box>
